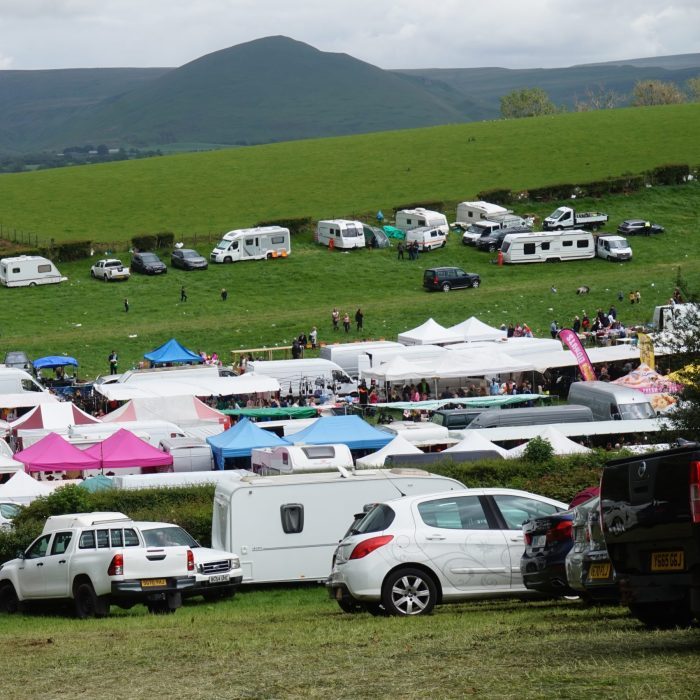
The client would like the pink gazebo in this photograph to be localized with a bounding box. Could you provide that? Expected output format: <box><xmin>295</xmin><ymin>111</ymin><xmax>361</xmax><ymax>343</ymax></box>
<box><xmin>14</xmin><ymin>433</ymin><xmax>101</xmax><ymax>473</ymax></box>
<box><xmin>85</xmin><ymin>429</ymin><xmax>173</xmax><ymax>470</ymax></box>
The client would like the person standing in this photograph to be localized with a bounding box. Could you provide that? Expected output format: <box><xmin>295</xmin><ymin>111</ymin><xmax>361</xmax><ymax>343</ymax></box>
<box><xmin>355</xmin><ymin>308</ymin><xmax>364</xmax><ymax>332</ymax></box>
<box><xmin>331</xmin><ymin>308</ymin><xmax>339</xmax><ymax>331</ymax></box>
<box><xmin>397</xmin><ymin>241</ymin><xmax>405</xmax><ymax>260</ymax></box>
<box><xmin>181</xmin><ymin>286</ymin><xmax>187</xmax><ymax>302</ymax></box>
<box><xmin>572</xmin><ymin>315</ymin><xmax>581</xmax><ymax>333</ymax></box>
<box><xmin>550</xmin><ymin>320</ymin><xmax>559</xmax><ymax>339</ymax></box>
<box><xmin>343</xmin><ymin>312</ymin><xmax>350</xmax><ymax>333</ymax></box>
<box><xmin>635</xmin><ymin>290</ymin><xmax>641</xmax><ymax>304</ymax></box>
<box><xmin>221</xmin><ymin>288</ymin><xmax>228</xmax><ymax>301</ymax></box>
<box><xmin>310</xmin><ymin>326</ymin><xmax>318</xmax><ymax>349</ymax></box>
<box><xmin>108</xmin><ymin>350</ymin><xmax>118</xmax><ymax>375</ymax></box>
<box><xmin>124</xmin><ymin>298</ymin><xmax>129</xmax><ymax>313</ymax></box>
<box><xmin>628</xmin><ymin>290</ymin><xmax>635</xmax><ymax>304</ymax></box>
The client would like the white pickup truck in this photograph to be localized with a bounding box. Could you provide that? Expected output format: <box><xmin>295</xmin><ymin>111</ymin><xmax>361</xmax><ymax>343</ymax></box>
<box><xmin>90</xmin><ymin>258</ymin><xmax>130</xmax><ymax>281</ymax></box>
<box><xmin>0</xmin><ymin>512</ymin><xmax>196</xmax><ymax>617</ymax></box>
<box><xmin>543</xmin><ymin>206</ymin><xmax>608</xmax><ymax>231</ymax></box>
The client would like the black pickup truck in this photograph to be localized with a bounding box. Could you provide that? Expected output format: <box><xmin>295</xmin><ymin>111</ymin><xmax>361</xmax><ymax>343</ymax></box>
<box><xmin>600</xmin><ymin>445</ymin><xmax>700</xmax><ymax>627</ymax></box>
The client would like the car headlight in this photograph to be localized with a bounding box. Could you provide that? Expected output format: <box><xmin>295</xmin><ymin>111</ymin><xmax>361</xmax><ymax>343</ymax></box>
<box><xmin>231</xmin><ymin>557</ymin><xmax>240</xmax><ymax>569</ymax></box>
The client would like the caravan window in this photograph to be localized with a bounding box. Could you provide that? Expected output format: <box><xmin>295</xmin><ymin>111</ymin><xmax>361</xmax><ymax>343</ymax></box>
<box><xmin>271</xmin><ymin>236</ymin><xmax>285</xmax><ymax>244</ymax></box>
<box><xmin>563</xmin><ymin>240</ymin><xmax>573</xmax><ymax>247</ymax></box>
<box><xmin>301</xmin><ymin>446</ymin><xmax>336</xmax><ymax>459</ymax></box>
<box><xmin>280</xmin><ymin>504</ymin><xmax>304</xmax><ymax>534</ymax></box>
<box><xmin>576</xmin><ymin>239</ymin><xmax>590</xmax><ymax>248</ymax></box>
<box><xmin>245</xmin><ymin>238</ymin><xmax>254</xmax><ymax>245</ymax></box>
<box><xmin>37</xmin><ymin>264</ymin><xmax>51</xmax><ymax>273</ymax></box>
<box><xmin>541</xmin><ymin>242</ymin><xmax>550</xmax><ymax>251</ymax></box>
<box><xmin>523</xmin><ymin>243</ymin><xmax>536</xmax><ymax>255</ymax></box>
<box><xmin>12</xmin><ymin>267</ymin><xmax>20</xmax><ymax>274</ymax></box>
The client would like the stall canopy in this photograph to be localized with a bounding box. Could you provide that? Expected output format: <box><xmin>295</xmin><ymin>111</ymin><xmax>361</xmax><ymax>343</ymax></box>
<box><xmin>79</xmin><ymin>474</ymin><xmax>114</xmax><ymax>492</ymax></box>
<box><xmin>355</xmin><ymin>435</ymin><xmax>423</xmax><ymax>468</ymax></box>
<box><xmin>447</xmin><ymin>317</ymin><xmax>506</xmax><ymax>343</ymax></box>
<box><xmin>397</xmin><ymin>319</ymin><xmax>463</xmax><ymax>346</ymax></box>
<box><xmin>443</xmin><ymin>431</ymin><xmax>509</xmax><ymax>458</ymax></box>
<box><xmin>14</xmin><ymin>432</ymin><xmax>101</xmax><ymax>473</ymax></box>
<box><xmin>612</xmin><ymin>363</ymin><xmax>683</xmax><ymax>394</ymax></box>
<box><xmin>0</xmin><ymin>454</ymin><xmax>23</xmax><ymax>475</ymax></box>
<box><xmin>85</xmin><ymin>429</ymin><xmax>173</xmax><ymax>470</ymax></box>
<box><xmin>33</xmin><ymin>356</ymin><xmax>79</xmax><ymax>370</ymax></box>
<box><xmin>0</xmin><ymin>470</ymin><xmax>52</xmax><ymax>503</ymax></box>
<box><xmin>0</xmin><ymin>392</ymin><xmax>59</xmax><ymax>410</ymax></box>
<box><xmin>207</xmin><ymin>417</ymin><xmax>291</xmax><ymax>468</ymax></box>
<box><xmin>10</xmin><ymin>402</ymin><xmax>101</xmax><ymax>431</ymax></box>
<box><xmin>144</xmin><ymin>338</ymin><xmax>203</xmax><ymax>365</ymax></box>
<box><xmin>505</xmin><ymin>426</ymin><xmax>591</xmax><ymax>459</ymax></box>
<box><xmin>290</xmin><ymin>416</ymin><xmax>393</xmax><ymax>451</ymax></box>
<box><xmin>102</xmin><ymin>396</ymin><xmax>230</xmax><ymax>431</ymax></box>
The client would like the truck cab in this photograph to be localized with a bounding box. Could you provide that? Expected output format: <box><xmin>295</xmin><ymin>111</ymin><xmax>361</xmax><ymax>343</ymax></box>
<box><xmin>595</xmin><ymin>235</ymin><xmax>632</xmax><ymax>261</ymax></box>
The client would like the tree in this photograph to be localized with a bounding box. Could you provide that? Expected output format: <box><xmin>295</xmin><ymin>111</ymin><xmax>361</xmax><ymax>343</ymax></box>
<box><xmin>500</xmin><ymin>88</ymin><xmax>558</xmax><ymax>119</ymax></box>
<box><xmin>573</xmin><ymin>84</ymin><xmax>624</xmax><ymax>112</ymax></box>
<box><xmin>687</xmin><ymin>76</ymin><xmax>700</xmax><ymax>102</ymax></box>
<box><xmin>632</xmin><ymin>80</ymin><xmax>685</xmax><ymax>106</ymax></box>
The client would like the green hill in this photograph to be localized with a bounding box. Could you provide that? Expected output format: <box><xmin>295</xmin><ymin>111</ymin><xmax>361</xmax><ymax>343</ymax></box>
<box><xmin>0</xmin><ymin>102</ymin><xmax>698</xmax><ymax>241</ymax></box>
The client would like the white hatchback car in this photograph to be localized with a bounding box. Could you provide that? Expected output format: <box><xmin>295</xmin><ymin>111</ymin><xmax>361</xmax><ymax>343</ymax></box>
<box><xmin>327</xmin><ymin>488</ymin><xmax>567</xmax><ymax>616</ymax></box>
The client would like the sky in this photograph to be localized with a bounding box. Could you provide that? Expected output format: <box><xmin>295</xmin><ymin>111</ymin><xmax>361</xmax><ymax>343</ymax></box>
<box><xmin>1</xmin><ymin>0</ymin><xmax>699</xmax><ymax>71</ymax></box>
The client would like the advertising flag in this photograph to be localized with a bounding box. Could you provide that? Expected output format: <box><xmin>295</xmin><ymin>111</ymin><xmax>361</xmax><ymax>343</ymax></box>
<box><xmin>559</xmin><ymin>328</ymin><xmax>597</xmax><ymax>381</ymax></box>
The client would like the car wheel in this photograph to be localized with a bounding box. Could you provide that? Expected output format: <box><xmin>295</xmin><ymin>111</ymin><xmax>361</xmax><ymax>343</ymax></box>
<box><xmin>90</xmin><ymin>270</ymin><xmax>96</xmax><ymax>278</ymax></box>
<box><xmin>224</xmin><ymin>256</ymin><xmax>232</xmax><ymax>263</ymax></box>
<box><xmin>29</xmin><ymin>282</ymin><xmax>37</xmax><ymax>287</ymax></box>
<box><xmin>74</xmin><ymin>581</ymin><xmax>109</xmax><ymax>619</ymax></box>
<box><xmin>441</xmin><ymin>283</ymin><xmax>451</xmax><ymax>293</ymax></box>
<box><xmin>471</xmin><ymin>279</ymin><xmax>480</xmax><ymax>288</ymax></box>
<box><xmin>629</xmin><ymin>600</ymin><xmax>693</xmax><ymax>629</ymax></box>
<box><xmin>0</xmin><ymin>582</ymin><xmax>20</xmax><ymax>614</ymax></box>
<box><xmin>381</xmin><ymin>567</ymin><xmax>437</xmax><ymax>616</ymax></box>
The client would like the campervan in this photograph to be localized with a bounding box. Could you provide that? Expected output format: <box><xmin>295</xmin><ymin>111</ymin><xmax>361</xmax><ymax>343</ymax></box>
<box><xmin>395</xmin><ymin>208</ymin><xmax>449</xmax><ymax>235</ymax></box>
<box><xmin>211</xmin><ymin>469</ymin><xmax>466</xmax><ymax>584</ymax></box>
<box><xmin>467</xmin><ymin>405</ymin><xmax>594</xmax><ymax>429</ymax></box>
<box><xmin>315</xmin><ymin>220</ymin><xmax>366</xmax><ymax>249</ymax></box>
<box><xmin>159</xmin><ymin>437</ymin><xmax>214</xmax><ymax>472</ymax></box>
<box><xmin>0</xmin><ymin>368</ymin><xmax>46</xmax><ymax>395</ymax></box>
<box><xmin>0</xmin><ymin>256</ymin><xmax>66</xmax><ymax>287</ymax></box>
<box><xmin>251</xmin><ymin>444</ymin><xmax>353</xmax><ymax>474</ymax></box>
<box><xmin>319</xmin><ymin>341</ymin><xmax>404</xmax><ymax>378</ymax></box>
<box><xmin>500</xmin><ymin>230</ymin><xmax>595</xmax><ymax>263</ymax></box>
<box><xmin>455</xmin><ymin>201</ymin><xmax>512</xmax><ymax>227</ymax></box>
<box><xmin>246</xmin><ymin>358</ymin><xmax>357</xmax><ymax>396</ymax></box>
<box><xmin>405</xmin><ymin>226</ymin><xmax>447</xmax><ymax>251</ymax></box>
<box><xmin>210</xmin><ymin>226</ymin><xmax>290</xmax><ymax>263</ymax></box>
<box><xmin>567</xmin><ymin>381</ymin><xmax>656</xmax><ymax>421</ymax></box>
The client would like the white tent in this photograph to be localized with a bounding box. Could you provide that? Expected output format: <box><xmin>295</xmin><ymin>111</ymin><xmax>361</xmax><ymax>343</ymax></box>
<box><xmin>355</xmin><ymin>435</ymin><xmax>423</xmax><ymax>468</ymax></box>
<box><xmin>0</xmin><ymin>470</ymin><xmax>52</xmax><ymax>503</ymax></box>
<box><xmin>447</xmin><ymin>317</ymin><xmax>506</xmax><ymax>342</ymax></box>
<box><xmin>436</xmin><ymin>349</ymin><xmax>535</xmax><ymax>377</ymax></box>
<box><xmin>505</xmin><ymin>426</ymin><xmax>592</xmax><ymax>458</ymax></box>
<box><xmin>0</xmin><ymin>454</ymin><xmax>23</xmax><ymax>475</ymax></box>
<box><xmin>447</xmin><ymin>337</ymin><xmax>563</xmax><ymax>356</ymax></box>
<box><xmin>443</xmin><ymin>430</ymin><xmax>509</xmax><ymax>457</ymax></box>
<box><xmin>397</xmin><ymin>318</ymin><xmax>463</xmax><ymax>346</ymax></box>
<box><xmin>0</xmin><ymin>392</ymin><xmax>58</xmax><ymax>409</ymax></box>
<box><xmin>531</xmin><ymin>345</ymin><xmax>642</xmax><ymax>373</ymax></box>
<box><xmin>361</xmin><ymin>356</ymin><xmax>435</xmax><ymax>383</ymax></box>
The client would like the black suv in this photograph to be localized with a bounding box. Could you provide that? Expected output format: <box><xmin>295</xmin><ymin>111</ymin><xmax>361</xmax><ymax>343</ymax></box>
<box><xmin>601</xmin><ymin>444</ymin><xmax>700</xmax><ymax>627</ymax></box>
<box><xmin>131</xmin><ymin>252</ymin><xmax>167</xmax><ymax>275</ymax></box>
<box><xmin>476</xmin><ymin>226</ymin><xmax>531</xmax><ymax>252</ymax></box>
<box><xmin>423</xmin><ymin>267</ymin><xmax>480</xmax><ymax>293</ymax></box>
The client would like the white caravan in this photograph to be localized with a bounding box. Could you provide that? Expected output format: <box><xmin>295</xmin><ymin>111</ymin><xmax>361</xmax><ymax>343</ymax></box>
<box><xmin>320</xmin><ymin>341</ymin><xmax>404</xmax><ymax>378</ymax></box>
<box><xmin>251</xmin><ymin>444</ymin><xmax>353</xmax><ymax>475</ymax></box>
<box><xmin>455</xmin><ymin>201</ymin><xmax>511</xmax><ymax>226</ymax></box>
<box><xmin>315</xmin><ymin>220</ymin><xmax>366</xmax><ymax>249</ymax></box>
<box><xmin>210</xmin><ymin>226</ymin><xmax>290</xmax><ymax>263</ymax></box>
<box><xmin>500</xmin><ymin>230</ymin><xmax>595</xmax><ymax>263</ymax></box>
<box><xmin>211</xmin><ymin>468</ymin><xmax>466</xmax><ymax>584</ymax></box>
<box><xmin>395</xmin><ymin>208</ymin><xmax>449</xmax><ymax>235</ymax></box>
<box><xmin>247</xmin><ymin>358</ymin><xmax>357</xmax><ymax>396</ymax></box>
<box><xmin>0</xmin><ymin>256</ymin><xmax>66</xmax><ymax>287</ymax></box>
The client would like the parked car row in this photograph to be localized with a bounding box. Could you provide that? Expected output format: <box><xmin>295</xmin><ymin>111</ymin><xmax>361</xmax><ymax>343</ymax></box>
<box><xmin>90</xmin><ymin>248</ymin><xmax>209</xmax><ymax>280</ymax></box>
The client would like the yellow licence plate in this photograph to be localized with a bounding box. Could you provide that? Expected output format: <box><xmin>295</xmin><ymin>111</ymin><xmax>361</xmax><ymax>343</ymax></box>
<box><xmin>141</xmin><ymin>578</ymin><xmax>167</xmax><ymax>588</ymax></box>
<box><xmin>588</xmin><ymin>562</ymin><xmax>612</xmax><ymax>580</ymax></box>
<box><xmin>650</xmin><ymin>551</ymin><xmax>684</xmax><ymax>572</ymax></box>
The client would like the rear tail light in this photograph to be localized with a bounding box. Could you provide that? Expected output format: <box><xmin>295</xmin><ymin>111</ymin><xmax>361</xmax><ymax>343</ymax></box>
<box><xmin>524</xmin><ymin>532</ymin><xmax>532</xmax><ymax>545</ymax></box>
<box><xmin>187</xmin><ymin>549</ymin><xmax>195</xmax><ymax>572</ymax></box>
<box><xmin>546</xmin><ymin>520</ymin><xmax>573</xmax><ymax>544</ymax></box>
<box><xmin>108</xmin><ymin>553</ymin><xmax>124</xmax><ymax>576</ymax></box>
<box><xmin>349</xmin><ymin>535</ymin><xmax>393</xmax><ymax>560</ymax></box>
<box><xmin>690</xmin><ymin>461</ymin><xmax>700</xmax><ymax>524</ymax></box>
<box><xmin>433</xmin><ymin>276</ymin><xmax>439</xmax><ymax>285</ymax></box>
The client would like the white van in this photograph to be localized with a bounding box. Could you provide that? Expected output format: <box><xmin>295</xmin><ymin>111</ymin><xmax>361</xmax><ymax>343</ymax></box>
<box><xmin>0</xmin><ymin>256</ymin><xmax>66</xmax><ymax>287</ymax></box>
<box><xmin>500</xmin><ymin>230</ymin><xmax>595</xmax><ymax>263</ymax></box>
<box><xmin>247</xmin><ymin>358</ymin><xmax>357</xmax><ymax>396</ymax></box>
<box><xmin>455</xmin><ymin>201</ymin><xmax>511</xmax><ymax>226</ymax></box>
<box><xmin>0</xmin><ymin>368</ymin><xmax>46</xmax><ymax>395</ymax></box>
<box><xmin>405</xmin><ymin>226</ymin><xmax>447</xmax><ymax>251</ymax></box>
<box><xmin>210</xmin><ymin>226</ymin><xmax>290</xmax><ymax>263</ymax></box>
<box><xmin>211</xmin><ymin>468</ymin><xmax>466</xmax><ymax>583</ymax></box>
<box><xmin>567</xmin><ymin>381</ymin><xmax>656</xmax><ymax>421</ymax></box>
<box><xmin>159</xmin><ymin>437</ymin><xmax>214</xmax><ymax>472</ymax></box>
<box><xmin>395</xmin><ymin>208</ymin><xmax>449</xmax><ymax>235</ymax></box>
<box><xmin>315</xmin><ymin>220</ymin><xmax>366</xmax><ymax>249</ymax></box>
<box><xmin>251</xmin><ymin>444</ymin><xmax>353</xmax><ymax>475</ymax></box>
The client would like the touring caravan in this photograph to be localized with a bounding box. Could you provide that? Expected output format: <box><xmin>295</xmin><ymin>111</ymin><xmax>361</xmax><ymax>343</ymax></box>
<box><xmin>500</xmin><ymin>230</ymin><xmax>595</xmax><ymax>263</ymax></box>
<box><xmin>251</xmin><ymin>444</ymin><xmax>353</xmax><ymax>475</ymax></box>
<box><xmin>455</xmin><ymin>201</ymin><xmax>512</xmax><ymax>227</ymax></box>
<box><xmin>211</xmin><ymin>469</ymin><xmax>466</xmax><ymax>583</ymax></box>
<box><xmin>210</xmin><ymin>226</ymin><xmax>290</xmax><ymax>263</ymax></box>
<box><xmin>315</xmin><ymin>220</ymin><xmax>366</xmax><ymax>249</ymax></box>
<box><xmin>395</xmin><ymin>208</ymin><xmax>449</xmax><ymax>235</ymax></box>
<box><xmin>0</xmin><ymin>256</ymin><xmax>66</xmax><ymax>287</ymax></box>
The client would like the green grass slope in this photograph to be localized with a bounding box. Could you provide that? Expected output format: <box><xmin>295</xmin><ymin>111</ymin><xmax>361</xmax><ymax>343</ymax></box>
<box><xmin>0</xmin><ymin>102</ymin><xmax>698</xmax><ymax>241</ymax></box>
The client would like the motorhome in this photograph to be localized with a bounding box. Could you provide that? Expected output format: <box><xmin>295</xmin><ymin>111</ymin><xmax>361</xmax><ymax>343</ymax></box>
<box><xmin>315</xmin><ymin>220</ymin><xmax>366</xmax><ymax>249</ymax></box>
<box><xmin>211</xmin><ymin>469</ymin><xmax>466</xmax><ymax>584</ymax></box>
<box><xmin>500</xmin><ymin>230</ymin><xmax>595</xmax><ymax>263</ymax></box>
<box><xmin>455</xmin><ymin>201</ymin><xmax>511</xmax><ymax>227</ymax></box>
<box><xmin>567</xmin><ymin>381</ymin><xmax>656</xmax><ymax>421</ymax></box>
<box><xmin>251</xmin><ymin>444</ymin><xmax>353</xmax><ymax>474</ymax></box>
<box><xmin>319</xmin><ymin>341</ymin><xmax>404</xmax><ymax>378</ymax></box>
<box><xmin>246</xmin><ymin>358</ymin><xmax>357</xmax><ymax>396</ymax></box>
<box><xmin>405</xmin><ymin>226</ymin><xmax>447</xmax><ymax>251</ymax></box>
<box><xmin>395</xmin><ymin>208</ymin><xmax>449</xmax><ymax>235</ymax></box>
<box><xmin>0</xmin><ymin>256</ymin><xmax>66</xmax><ymax>287</ymax></box>
<box><xmin>210</xmin><ymin>226</ymin><xmax>290</xmax><ymax>263</ymax></box>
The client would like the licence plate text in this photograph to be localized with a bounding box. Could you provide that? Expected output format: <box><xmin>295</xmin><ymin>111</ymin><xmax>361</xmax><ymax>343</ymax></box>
<box><xmin>650</xmin><ymin>551</ymin><xmax>684</xmax><ymax>572</ymax></box>
<box><xmin>531</xmin><ymin>535</ymin><xmax>546</xmax><ymax>549</ymax></box>
<box><xmin>588</xmin><ymin>562</ymin><xmax>612</xmax><ymax>580</ymax></box>
<box><xmin>208</xmin><ymin>574</ymin><xmax>230</xmax><ymax>584</ymax></box>
<box><xmin>141</xmin><ymin>578</ymin><xmax>167</xmax><ymax>588</ymax></box>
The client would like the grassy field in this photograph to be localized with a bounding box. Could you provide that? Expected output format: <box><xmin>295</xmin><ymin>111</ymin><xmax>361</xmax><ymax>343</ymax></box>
<box><xmin>0</xmin><ymin>588</ymin><xmax>697</xmax><ymax>699</ymax></box>
<box><xmin>0</xmin><ymin>103</ymin><xmax>698</xmax><ymax>242</ymax></box>
<box><xmin>0</xmin><ymin>182</ymin><xmax>698</xmax><ymax>379</ymax></box>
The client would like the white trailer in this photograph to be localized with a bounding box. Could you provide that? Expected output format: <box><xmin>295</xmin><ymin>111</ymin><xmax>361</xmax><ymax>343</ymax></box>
<box><xmin>455</xmin><ymin>201</ymin><xmax>511</xmax><ymax>226</ymax></box>
<box><xmin>211</xmin><ymin>468</ymin><xmax>466</xmax><ymax>584</ymax></box>
<box><xmin>247</xmin><ymin>358</ymin><xmax>357</xmax><ymax>396</ymax></box>
<box><xmin>210</xmin><ymin>226</ymin><xmax>291</xmax><ymax>263</ymax></box>
<box><xmin>320</xmin><ymin>340</ymin><xmax>404</xmax><ymax>378</ymax></box>
<box><xmin>315</xmin><ymin>220</ymin><xmax>366</xmax><ymax>249</ymax></box>
<box><xmin>0</xmin><ymin>256</ymin><xmax>66</xmax><ymax>287</ymax></box>
<box><xmin>500</xmin><ymin>230</ymin><xmax>595</xmax><ymax>263</ymax></box>
<box><xmin>251</xmin><ymin>444</ymin><xmax>353</xmax><ymax>475</ymax></box>
<box><xmin>395</xmin><ymin>208</ymin><xmax>449</xmax><ymax>235</ymax></box>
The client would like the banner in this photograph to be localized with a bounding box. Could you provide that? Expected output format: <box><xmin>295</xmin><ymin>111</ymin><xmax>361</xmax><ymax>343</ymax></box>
<box><xmin>558</xmin><ymin>328</ymin><xmax>597</xmax><ymax>381</ymax></box>
<box><xmin>637</xmin><ymin>332</ymin><xmax>655</xmax><ymax>370</ymax></box>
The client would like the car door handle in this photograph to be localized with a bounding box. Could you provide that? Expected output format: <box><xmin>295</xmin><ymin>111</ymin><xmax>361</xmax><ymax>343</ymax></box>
<box><xmin>510</xmin><ymin>537</ymin><xmax>524</xmax><ymax>542</ymax></box>
<box><xmin>36</xmin><ymin>562</ymin><xmax>44</xmax><ymax>567</ymax></box>
<box><xmin>59</xmin><ymin>560</ymin><xmax>67</xmax><ymax>564</ymax></box>
<box><xmin>425</xmin><ymin>535</ymin><xmax>446</xmax><ymax>541</ymax></box>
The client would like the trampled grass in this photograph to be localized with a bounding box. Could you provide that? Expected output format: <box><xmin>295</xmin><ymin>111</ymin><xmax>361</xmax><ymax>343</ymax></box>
<box><xmin>0</xmin><ymin>589</ymin><xmax>697</xmax><ymax>699</ymax></box>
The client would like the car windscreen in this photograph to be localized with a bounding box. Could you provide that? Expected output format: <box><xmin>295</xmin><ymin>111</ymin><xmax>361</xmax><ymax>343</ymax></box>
<box><xmin>140</xmin><ymin>254</ymin><xmax>159</xmax><ymax>262</ymax></box>
<box><xmin>0</xmin><ymin>503</ymin><xmax>22</xmax><ymax>519</ymax></box>
<box><xmin>619</xmin><ymin>402</ymin><xmax>655</xmax><ymax>420</ymax></box>
<box><xmin>354</xmin><ymin>504</ymin><xmax>395</xmax><ymax>534</ymax></box>
<box><xmin>142</xmin><ymin>526</ymin><xmax>200</xmax><ymax>548</ymax></box>
<box><xmin>182</xmin><ymin>250</ymin><xmax>199</xmax><ymax>258</ymax></box>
